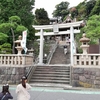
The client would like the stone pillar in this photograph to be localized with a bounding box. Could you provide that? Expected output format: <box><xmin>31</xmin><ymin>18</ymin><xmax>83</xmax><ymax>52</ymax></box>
<box><xmin>39</xmin><ymin>29</ymin><xmax>44</xmax><ymax>64</ymax></box>
<box><xmin>70</xmin><ymin>26</ymin><xmax>74</xmax><ymax>66</ymax></box>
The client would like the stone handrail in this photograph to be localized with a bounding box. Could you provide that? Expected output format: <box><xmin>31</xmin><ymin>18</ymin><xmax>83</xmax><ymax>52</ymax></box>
<box><xmin>0</xmin><ymin>54</ymin><xmax>33</xmax><ymax>67</ymax></box>
<box><xmin>73</xmin><ymin>54</ymin><xmax>100</xmax><ymax>67</ymax></box>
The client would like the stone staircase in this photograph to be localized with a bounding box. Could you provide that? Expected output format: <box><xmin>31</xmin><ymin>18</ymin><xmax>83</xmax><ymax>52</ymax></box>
<box><xmin>29</xmin><ymin>65</ymin><xmax>71</xmax><ymax>88</ymax></box>
<box><xmin>29</xmin><ymin>41</ymin><xmax>71</xmax><ymax>88</ymax></box>
<box><xmin>50</xmin><ymin>44</ymin><xmax>70</xmax><ymax>64</ymax></box>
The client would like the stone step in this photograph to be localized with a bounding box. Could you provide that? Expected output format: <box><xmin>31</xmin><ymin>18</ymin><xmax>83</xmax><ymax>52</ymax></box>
<box><xmin>29</xmin><ymin>65</ymin><xmax>71</xmax><ymax>86</ymax></box>
<box><xmin>31</xmin><ymin>76</ymin><xmax>70</xmax><ymax>80</ymax></box>
<box><xmin>35</xmin><ymin>66</ymin><xmax>70</xmax><ymax>70</ymax></box>
<box><xmin>36</xmin><ymin>65</ymin><xmax>70</xmax><ymax>68</ymax></box>
<box><xmin>30</xmin><ymin>83</ymin><xmax>72</xmax><ymax>89</ymax></box>
<box><xmin>30</xmin><ymin>79</ymin><xmax>70</xmax><ymax>84</ymax></box>
<box><xmin>34</xmin><ymin>71</ymin><xmax>70</xmax><ymax>74</ymax></box>
<box><xmin>35</xmin><ymin>70</ymin><xmax>70</xmax><ymax>72</ymax></box>
<box><xmin>37</xmin><ymin>65</ymin><xmax>70</xmax><ymax>66</ymax></box>
<box><xmin>35</xmin><ymin>67</ymin><xmax>70</xmax><ymax>70</ymax></box>
<box><xmin>35</xmin><ymin>67</ymin><xmax>70</xmax><ymax>69</ymax></box>
<box><xmin>32</xmin><ymin>74</ymin><xmax>70</xmax><ymax>77</ymax></box>
<box><xmin>35</xmin><ymin>68</ymin><xmax>70</xmax><ymax>71</ymax></box>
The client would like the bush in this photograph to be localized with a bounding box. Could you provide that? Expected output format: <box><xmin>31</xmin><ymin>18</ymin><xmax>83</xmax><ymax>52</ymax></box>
<box><xmin>0</xmin><ymin>43</ymin><xmax>12</xmax><ymax>54</ymax></box>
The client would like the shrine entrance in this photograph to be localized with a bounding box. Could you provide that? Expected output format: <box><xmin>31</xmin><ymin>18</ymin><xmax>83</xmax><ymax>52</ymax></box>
<box><xmin>32</xmin><ymin>20</ymin><xmax>84</xmax><ymax>66</ymax></box>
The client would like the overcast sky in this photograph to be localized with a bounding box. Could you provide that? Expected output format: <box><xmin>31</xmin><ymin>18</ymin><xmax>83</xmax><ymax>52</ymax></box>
<box><xmin>33</xmin><ymin>0</ymin><xmax>85</xmax><ymax>18</ymax></box>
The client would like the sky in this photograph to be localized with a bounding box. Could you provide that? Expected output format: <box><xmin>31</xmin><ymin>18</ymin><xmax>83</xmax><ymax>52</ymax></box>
<box><xmin>33</xmin><ymin>0</ymin><xmax>85</xmax><ymax>18</ymax></box>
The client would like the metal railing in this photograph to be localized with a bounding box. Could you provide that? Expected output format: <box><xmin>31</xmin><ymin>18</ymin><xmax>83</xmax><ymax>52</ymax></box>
<box><xmin>26</xmin><ymin>56</ymin><xmax>39</xmax><ymax>82</ymax></box>
<box><xmin>46</xmin><ymin>41</ymin><xmax>58</xmax><ymax>64</ymax></box>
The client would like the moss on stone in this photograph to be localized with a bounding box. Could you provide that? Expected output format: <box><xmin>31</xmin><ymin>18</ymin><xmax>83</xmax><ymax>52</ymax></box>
<box><xmin>79</xmin><ymin>81</ymin><xmax>92</xmax><ymax>88</ymax></box>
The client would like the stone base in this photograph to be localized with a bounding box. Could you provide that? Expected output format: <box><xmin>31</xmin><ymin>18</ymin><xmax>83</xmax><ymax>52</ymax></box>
<box><xmin>72</xmin><ymin>67</ymin><xmax>100</xmax><ymax>88</ymax></box>
<box><xmin>0</xmin><ymin>67</ymin><xmax>27</xmax><ymax>84</ymax></box>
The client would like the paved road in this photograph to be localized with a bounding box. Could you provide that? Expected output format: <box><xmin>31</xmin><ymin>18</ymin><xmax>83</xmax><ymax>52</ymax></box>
<box><xmin>0</xmin><ymin>86</ymin><xmax>100</xmax><ymax>100</ymax></box>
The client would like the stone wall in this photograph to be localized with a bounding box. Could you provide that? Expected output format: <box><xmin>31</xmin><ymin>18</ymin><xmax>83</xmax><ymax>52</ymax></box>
<box><xmin>0</xmin><ymin>67</ymin><xmax>30</xmax><ymax>84</ymax></box>
<box><xmin>72</xmin><ymin>67</ymin><xmax>100</xmax><ymax>88</ymax></box>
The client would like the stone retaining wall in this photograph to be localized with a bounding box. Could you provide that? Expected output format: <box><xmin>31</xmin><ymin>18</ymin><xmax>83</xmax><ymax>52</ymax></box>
<box><xmin>0</xmin><ymin>67</ymin><xmax>30</xmax><ymax>84</ymax></box>
<box><xmin>72</xmin><ymin>67</ymin><xmax>100</xmax><ymax>88</ymax></box>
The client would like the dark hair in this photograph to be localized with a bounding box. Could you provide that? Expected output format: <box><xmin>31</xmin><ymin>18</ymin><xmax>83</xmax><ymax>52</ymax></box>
<box><xmin>2</xmin><ymin>84</ymin><xmax>10</xmax><ymax>95</ymax></box>
<box><xmin>21</xmin><ymin>76</ymin><xmax>27</xmax><ymax>88</ymax></box>
<box><xmin>22</xmin><ymin>76</ymin><xmax>27</xmax><ymax>80</ymax></box>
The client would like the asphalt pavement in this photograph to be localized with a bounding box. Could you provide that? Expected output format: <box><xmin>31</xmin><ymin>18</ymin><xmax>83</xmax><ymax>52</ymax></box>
<box><xmin>0</xmin><ymin>85</ymin><xmax>100</xmax><ymax>100</ymax></box>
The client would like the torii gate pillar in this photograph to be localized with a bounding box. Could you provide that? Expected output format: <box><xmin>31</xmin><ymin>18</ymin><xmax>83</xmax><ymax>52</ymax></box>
<box><xmin>38</xmin><ymin>29</ymin><xmax>44</xmax><ymax>64</ymax></box>
<box><xmin>70</xmin><ymin>26</ymin><xmax>74</xmax><ymax>66</ymax></box>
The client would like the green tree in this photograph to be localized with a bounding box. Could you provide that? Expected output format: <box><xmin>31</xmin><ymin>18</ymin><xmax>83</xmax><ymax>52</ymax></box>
<box><xmin>35</xmin><ymin>8</ymin><xmax>50</xmax><ymax>25</ymax></box>
<box><xmin>90</xmin><ymin>0</ymin><xmax>100</xmax><ymax>16</ymax></box>
<box><xmin>0</xmin><ymin>32</ymin><xmax>8</xmax><ymax>44</ymax></box>
<box><xmin>52</xmin><ymin>1</ymin><xmax>69</xmax><ymax>21</ymax></box>
<box><xmin>0</xmin><ymin>32</ymin><xmax>11</xmax><ymax>54</ymax></box>
<box><xmin>70</xmin><ymin>7</ymin><xmax>78</xmax><ymax>19</ymax></box>
<box><xmin>83</xmin><ymin>15</ymin><xmax>100</xmax><ymax>38</ymax></box>
<box><xmin>76</xmin><ymin>1</ymin><xmax>87</xmax><ymax>20</ymax></box>
<box><xmin>82</xmin><ymin>15</ymin><xmax>100</xmax><ymax>52</ymax></box>
<box><xmin>86</xmin><ymin>0</ymin><xmax>96</xmax><ymax>17</ymax></box>
<box><xmin>0</xmin><ymin>0</ymin><xmax>35</xmax><ymax>41</ymax></box>
<box><xmin>0</xmin><ymin>0</ymin><xmax>34</xmax><ymax>24</ymax></box>
<box><xmin>72</xmin><ymin>0</ymin><xmax>96</xmax><ymax>20</ymax></box>
<box><xmin>0</xmin><ymin>16</ymin><xmax>28</xmax><ymax>53</ymax></box>
<box><xmin>9</xmin><ymin>16</ymin><xmax>28</xmax><ymax>53</ymax></box>
<box><xmin>0</xmin><ymin>43</ymin><xmax>12</xmax><ymax>54</ymax></box>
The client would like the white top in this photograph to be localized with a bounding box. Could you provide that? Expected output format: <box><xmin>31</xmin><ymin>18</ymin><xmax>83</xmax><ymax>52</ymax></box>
<box><xmin>16</xmin><ymin>83</ymin><xmax>32</xmax><ymax>100</ymax></box>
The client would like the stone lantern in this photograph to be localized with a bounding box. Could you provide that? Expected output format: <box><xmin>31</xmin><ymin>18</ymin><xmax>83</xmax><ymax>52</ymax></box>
<box><xmin>14</xmin><ymin>35</ymin><xmax>23</xmax><ymax>55</ymax></box>
<box><xmin>28</xmin><ymin>48</ymin><xmax>34</xmax><ymax>55</ymax></box>
<box><xmin>80</xmin><ymin>33</ymin><xmax>90</xmax><ymax>54</ymax></box>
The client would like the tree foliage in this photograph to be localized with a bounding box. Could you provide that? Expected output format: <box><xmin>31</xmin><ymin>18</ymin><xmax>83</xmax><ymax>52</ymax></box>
<box><xmin>52</xmin><ymin>1</ymin><xmax>69</xmax><ymax>21</ymax></box>
<box><xmin>0</xmin><ymin>16</ymin><xmax>27</xmax><ymax>39</ymax></box>
<box><xmin>0</xmin><ymin>23</ymin><xmax>13</xmax><ymax>34</ymax></box>
<box><xmin>0</xmin><ymin>0</ymin><xmax>35</xmax><ymax>41</ymax></box>
<box><xmin>70</xmin><ymin>7</ymin><xmax>78</xmax><ymax>19</ymax></box>
<box><xmin>0</xmin><ymin>15</ymin><xmax>28</xmax><ymax>54</ymax></box>
<box><xmin>76</xmin><ymin>1</ymin><xmax>87</xmax><ymax>20</ymax></box>
<box><xmin>0</xmin><ymin>0</ymin><xmax>34</xmax><ymax>24</ymax></box>
<box><xmin>90</xmin><ymin>0</ymin><xmax>100</xmax><ymax>16</ymax></box>
<box><xmin>0</xmin><ymin>43</ymin><xmax>12</xmax><ymax>54</ymax></box>
<box><xmin>83</xmin><ymin>15</ymin><xmax>100</xmax><ymax>39</ymax></box>
<box><xmin>9</xmin><ymin>16</ymin><xmax>21</xmax><ymax>24</ymax></box>
<box><xmin>35</xmin><ymin>8</ymin><xmax>50</xmax><ymax>25</ymax></box>
<box><xmin>69</xmin><ymin>0</ymin><xmax>96</xmax><ymax>20</ymax></box>
<box><xmin>86</xmin><ymin>0</ymin><xmax>96</xmax><ymax>17</ymax></box>
<box><xmin>0</xmin><ymin>32</ymin><xmax>8</xmax><ymax>44</ymax></box>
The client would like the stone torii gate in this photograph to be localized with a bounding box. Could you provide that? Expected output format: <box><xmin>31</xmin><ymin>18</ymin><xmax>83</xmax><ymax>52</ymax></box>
<box><xmin>32</xmin><ymin>20</ymin><xmax>84</xmax><ymax>66</ymax></box>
